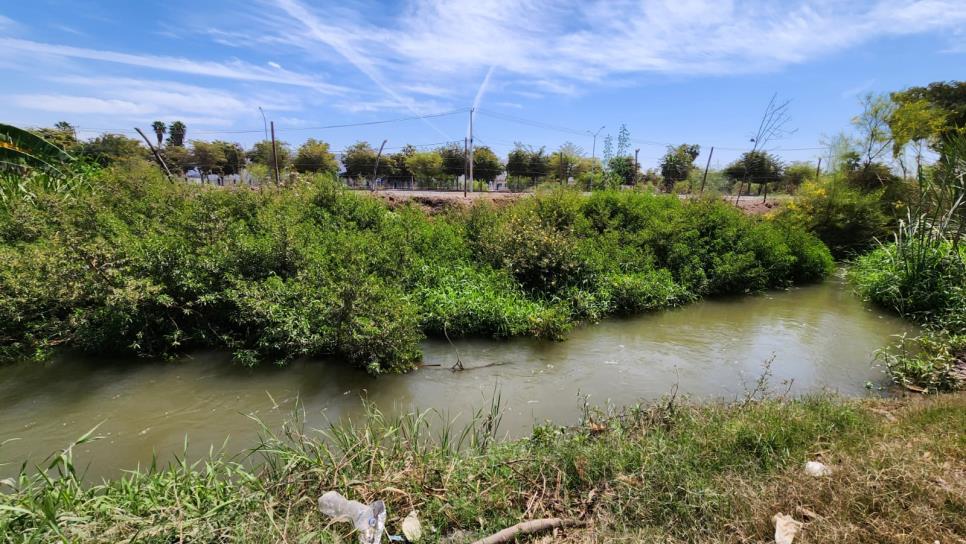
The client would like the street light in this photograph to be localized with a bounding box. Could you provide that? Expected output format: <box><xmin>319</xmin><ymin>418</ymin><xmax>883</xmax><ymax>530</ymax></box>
<box><xmin>588</xmin><ymin>125</ymin><xmax>605</xmax><ymax>175</ymax></box>
<box><xmin>258</xmin><ymin>107</ymin><xmax>268</xmax><ymax>141</ymax></box>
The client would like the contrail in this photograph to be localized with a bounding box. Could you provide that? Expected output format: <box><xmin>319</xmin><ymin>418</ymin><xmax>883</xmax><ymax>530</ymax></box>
<box><xmin>273</xmin><ymin>0</ymin><xmax>450</xmax><ymax>139</ymax></box>
<box><xmin>468</xmin><ymin>66</ymin><xmax>496</xmax><ymax>138</ymax></box>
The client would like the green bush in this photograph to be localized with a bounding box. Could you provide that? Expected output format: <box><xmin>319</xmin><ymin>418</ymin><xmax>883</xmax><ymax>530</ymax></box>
<box><xmin>777</xmin><ymin>178</ymin><xmax>891</xmax><ymax>257</ymax></box>
<box><xmin>0</xmin><ymin>173</ymin><xmax>833</xmax><ymax>372</ymax></box>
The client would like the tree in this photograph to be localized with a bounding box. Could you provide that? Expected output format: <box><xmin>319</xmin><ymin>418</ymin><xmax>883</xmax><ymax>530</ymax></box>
<box><xmin>852</xmin><ymin>93</ymin><xmax>894</xmax><ymax>170</ymax></box>
<box><xmin>212</xmin><ymin>141</ymin><xmax>245</xmax><ymax>177</ymax></box>
<box><xmin>78</xmin><ymin>134</ymin><xmax>149</xmax><ymax>166</ymax></box>
<box><xmin>890</xmin><ymin>81</ymin><xmax>966</xmax><ymax>154</ymax></box>
<box><xmin>32</xmin><ymin>122</ymin><xmax>79</xmax><ymax>152</ymax></box>
<box><xmin>659</xmin><ymin>144</ymin><xmax>700</xmax><ymax>191</ymax></box>
<box><xmin>437</xmin><ymin>143</ymin><xmax>466</xmax><ymax>179</ymax></box>
<box><xmin>506</xmin><ymin>144</ymin><xmax>530</xmax><ymax>178</ymax></box>
<box><xmin>601</xmin><ymin>135</ymin><xmax>613</xmax><ymax>164</ymax></box>
<box><xmin>782</xmin><ymin>162</ymin><xmax>815</xmax><ymax>191</ymax></box>
<box><xmin>167</xmin><ymin>121</ymin><xmax>186</xmax><ymax>147</ymax></box>
<box><xmin>472</xmin><ymin>146</ymin><xmax>503</xmax><ymax>182</ymax></box>
<box><xmin>294</xmin><ymin>138</ymin><xmax>338</xmax><ymax>174</ymax></box>
<box><xmin>190</xmin><ymin>140</ymin><xmax>227</xmax><ymax>181</ymax></box>
<box><xmin>151</xmin><ymin>121</ymin><xmax>167</xmax><ymax>148</ymax></box>
<box><xmin>248</xmin><ymin>140</ymin><xmax>292</xmax><ymax>170</ymax></box>
<box><xmin>548</xmin><ymin>142</ymin><xmax>586</xmax><ymax>182</ymax></box>
<box><xmin>724</xmin><ymin>151</ymin><xmax>783</xmax><ymax>199</ymax></box>
<box><xmin>161</xmin><ymin>145</ymin><xmax>190</xmax><ymax>175</ymax></box>
<box><xmin>387</xmin><ymin>144</ymin><xmax>417</xmax><ymax>179</ymax></box>
<box><xmin>405</xmin><ymin>151</ymin><xmax>443</xmax><ymax>182</ymax></box>
<box><xmin>616</xmin><ymin>124</ymin><xmax>631</xmax><ymax>157</ymax></box>
<box><xmin>342</xmin><ymin>141</ymin><xmax>377</xmax><ymax>180</ymax></box>
<box><xmin>607</xmin><ymin>156</ymin><xmax>636</xmax><ymax>185</ymax></box>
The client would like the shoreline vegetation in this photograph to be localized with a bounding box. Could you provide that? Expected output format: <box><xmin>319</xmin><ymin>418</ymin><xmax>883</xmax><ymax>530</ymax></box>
<box><xmin>0</xmin><ymin>166</ymin><xmax>832</xmax><ymax>374</ymax></box>
<box><xmin>1</xmin><ymin>393</ymin><xmax>963</xmax><ymax>542</ymax></box>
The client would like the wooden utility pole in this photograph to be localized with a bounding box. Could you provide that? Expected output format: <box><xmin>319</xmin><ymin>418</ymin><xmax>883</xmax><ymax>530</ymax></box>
<box><xmin>815</xmin><ymin>157</ymin><xmax>822</xmax><ymax>179</ymax></box>
<box><xmin>134</xmin><ymin>127</ymin><xmax>173</xmax><ymax>182</ymax></box>
<box><xmin>468</xmin><ymin>108</ymin><xmax>475</xmax><ymax>193</ymax></box>
<box><xmin>270</xmin><ymin>121</ymin><xmax>280</xmax><ymax>185</ymax></box>
<box><xmin>634</xmin><ymin>148</ymin><xmax>640</xmax><ymax>185</ymax></box>
<box><xmin>463</xmin><ymin>137</ymin><xmax>468</xmax><ymax>197</ymax></box>
<box><xmin>699</xmin><ymin>146</ymin><xmax>714</xmax><ymax>193</ymax></box>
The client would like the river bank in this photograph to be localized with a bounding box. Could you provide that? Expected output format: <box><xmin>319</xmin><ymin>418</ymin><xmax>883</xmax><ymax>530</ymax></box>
<box><xmin>0</xmin><ymin>276</ymin><xmax>916</xmax><ymax>482</ymax></box>
<box><xmin>2</xmin><ymin>392</ymin><xmax>963</xmax><ymax>543</ymax></box>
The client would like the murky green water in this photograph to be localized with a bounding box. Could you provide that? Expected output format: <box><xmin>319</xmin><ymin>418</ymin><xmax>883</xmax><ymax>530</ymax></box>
<box><xmin>0</xmin><ymin>276</ymin><xmax>916</xmax><ymax>480</ymax></box>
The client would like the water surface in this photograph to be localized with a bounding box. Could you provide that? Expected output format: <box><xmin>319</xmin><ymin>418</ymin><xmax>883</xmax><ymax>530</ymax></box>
<box><xmin>0</xmin><ymin>276</ymin><xmax>916</xmax><ymax>480</ymax></box>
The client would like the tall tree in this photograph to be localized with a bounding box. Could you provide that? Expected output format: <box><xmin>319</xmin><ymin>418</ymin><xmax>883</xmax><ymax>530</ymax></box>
<box><xmin>616</xmin><ymin>124</ymin><xmax>631</xmax><ymax>157</ymax></box>
<box><xmin>506</xmin><ymin>144</ymin><xmax>530</xmax><ymax>179</ymax></box>
<box><xmin>437</xmin><ymin>143</ymin><xmax>466</xmax><ymax>178</ymax></box>
<box><xmin>472</xmin><ymin>146</ymin><xmax>503</xmax><ymax>182</ymax></box>
<box><xmin>890</xmin><ymin>80</ymin><xmax>966</xmax><ymax>153</ymax></box>
<box><xmin>248</xmin><ymin>140</ymin><xmax>292</xmax><ymax>169</ymax></box>
<box><xmin>294</xmin><ymin>138</ymin><xmax>338</xmax><ymax>174</ymax></box>
<box><xmin>342</xmin><ymin>141</ymin><xmax>378</xmax><ymax>179</ymax></box>
<box><xmin>151</xmin><ymin>121</ymin><xmax>167</xmax><ymax>148</ymax></box>
<box><xmin>190</xmin><ymin>140</ymin><xmax>227</xmax><ymax>181</ymax></box>
<box><xmin>659</xmin><ymin>144</ymin><xmax>700</xmax><ymax>191</ymax></box>
<box><xmin>212</xmin><ymin>141</ymin><xmax>245</xmax><ymax>176</ymax></box>
<box><xmin>405</xmin><ymin>151</ymin><xmax>443</xmax><ymax>182</ymax></box>
<box><xmin>78</xmin><ymin>134</ymin><xmax>148</xmax><ymax>166</ymax></box>
<box><xmin>601</xmin><ymin>135</ymin><xmax>613</xmax><ymax>164</ymax></box>
<box><xmin>724</xmin><ymin>150</ymin><xmax>783</xmax><ymax>198</ymax></box>
<box><xmin>32</xmin><ymin>122</ymin><xmax>79</xmax><ymax>152</ymax></box>
<box><xmin>168</xmin><ymin>121</ymin><xmax>186</xmax><ymax>147</ymax></box>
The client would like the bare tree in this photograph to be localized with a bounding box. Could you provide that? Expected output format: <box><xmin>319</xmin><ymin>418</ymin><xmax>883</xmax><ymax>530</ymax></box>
<box><xmin>737</xmin><ymin>94</ymin><xmax>795</xmax><ymax>204</ymax></box>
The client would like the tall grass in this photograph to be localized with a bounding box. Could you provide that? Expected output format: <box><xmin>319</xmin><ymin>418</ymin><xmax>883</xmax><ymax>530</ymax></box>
<box><xmin>851</xmin><ymin>137</ymin><xmax>966</xmax><ymax>391</ymax></box>
<box><xmin>2</xmin><ymin>394</ymin><xmax>964</xmax><ymax>542</ymax></box>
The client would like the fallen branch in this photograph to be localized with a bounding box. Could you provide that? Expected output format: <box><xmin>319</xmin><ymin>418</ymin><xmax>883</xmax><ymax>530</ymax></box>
<box><xmin>470</xmin><ymin>518</ymin><xmax>584</xmax><ymax>544</ymax></box>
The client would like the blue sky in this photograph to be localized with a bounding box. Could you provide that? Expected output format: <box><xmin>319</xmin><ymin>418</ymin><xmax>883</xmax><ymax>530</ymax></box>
<box><xmin>1</xmin><ymin>0</ymin><xmax>964</xmax><ymax>169</ymax></box>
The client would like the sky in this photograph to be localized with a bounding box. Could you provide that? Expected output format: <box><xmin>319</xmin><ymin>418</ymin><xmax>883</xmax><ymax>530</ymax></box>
<box><xmin>1</xmin><ymin>0</ymin><xmax>964</xmax><ymax>169</ymax></box>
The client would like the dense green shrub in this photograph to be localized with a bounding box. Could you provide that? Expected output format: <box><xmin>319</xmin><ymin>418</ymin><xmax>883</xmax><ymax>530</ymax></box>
<box><xmin>777</xmin><ymin>179</ymin><xmax>891</xmax><ymax>257</ymax></box>
<box><xmin>0</xmin><ymin>174</ymin><xmax>832</xmax><ymax>372</ymax></box>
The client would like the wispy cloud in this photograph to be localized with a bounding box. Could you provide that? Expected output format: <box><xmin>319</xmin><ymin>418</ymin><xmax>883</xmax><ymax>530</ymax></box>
<box><xmin>0</xmin><ymin>37</ymin><xmax>347</xmax><ymax>95</ymax></box>
<box><xmin>272</xmin><ymin>0</ymin><xmax>452</xmax><ymax>137</ymax></box>
<box><xmin>241</xmin><ymin>0</ymin><xmax>966</xmax><ymax>98</ymax></box>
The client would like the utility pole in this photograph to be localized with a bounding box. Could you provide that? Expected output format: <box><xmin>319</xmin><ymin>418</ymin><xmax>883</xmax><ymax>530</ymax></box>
<box><xmin>468</xmin><ymin>108</ymin><xmax>475</xmax><ymax>193</ymax></box>
<box><xmin>699</xmin><ymin>146</ymin><xmax>714</xmax><ymax>193</ymax></box>
<box><xmin>558</xmin><ymin>151</ymin><xmax>564</xmax><ymax>184</ymax></box>
<box><xmin>634</xmin><ymin>148</ymin><xmax>640</xmax><ymax>185</ymax></box>
<box><xmin>463</xmin><ymin>137</ymin><xmax>468</xmax><ymax>197</ymax></box>
<box><xmin>815</xmin><ymin>157</ymin><xmax>822</xmax><ymax>180</ymax></box>
<box><xmin>588</xmin><ymin>125</ymin><xmax>605</xmax><ymax>176</ymax></box>
<box><xmin>270</xmin><ymin>121</ymin><xmax>280</xmax><ymax>185</ymax></box>
<box><xmin>258</xmin><ymin>107</ymin><xmax>268</xmax><ymax>141</ymax></box>
<box><xmin>372</xmin><ymin>139</ymin><xmax>387</xmax><ymax>192</ymax></box>
<box><xmin>135</xmin><ymin>127</ymin><xmax>174</xmax><ymax>182</ymax></box>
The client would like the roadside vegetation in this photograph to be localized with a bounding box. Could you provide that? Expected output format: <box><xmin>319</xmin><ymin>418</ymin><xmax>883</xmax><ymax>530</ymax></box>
<box><xmin>2</xmin><ymin>393</ymin><xmax>963</xmax><ymax>543</ymax></box>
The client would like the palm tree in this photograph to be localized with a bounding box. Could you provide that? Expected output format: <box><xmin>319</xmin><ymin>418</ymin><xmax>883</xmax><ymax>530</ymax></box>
<box><xmin>151</xmin><ymin>121</ymin><xmax>167</xmax><ymax>148</ymax></box>
<box><xmin>168</xmin><ymin>121</ymin><xmax>186</xmax><ymax>147</ymax></box>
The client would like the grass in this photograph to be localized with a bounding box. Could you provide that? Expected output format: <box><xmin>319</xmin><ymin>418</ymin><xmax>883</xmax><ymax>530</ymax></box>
<box><xmin>1</xmin><ymin>393</ymin><xmax>963</xmax><ymax>543</ymax></box>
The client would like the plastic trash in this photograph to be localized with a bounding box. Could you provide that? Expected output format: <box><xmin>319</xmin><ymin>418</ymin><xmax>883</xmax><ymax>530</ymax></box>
<box><xmin>772</xmin><ymin>512</ymin><xmax>803</xmax><ymax>544</ymax></box>
<box><xmin>804</xmin><ymin>460</ymin><xmax>832</xmax><ymax>477</ymax></box>
<box><xmin>402</xmin><ymin>511</ymin><xmax>422</xmax><ymax>542</ymax></box>
<box><xmin>318</xmin><ymin>490</ymin><xmax>386</xmax><ymax>544</ymax></box>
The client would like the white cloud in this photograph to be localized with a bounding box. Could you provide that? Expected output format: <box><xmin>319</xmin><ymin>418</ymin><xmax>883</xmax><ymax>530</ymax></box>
<box><xmin>9</xmin><ymin>94</ymin><xmax>152</xmax><ymax>115</ymax></box>
<box><xmin>245</xmin><ymin>0</ymin><xmax>966</xmax><ymax>97</ymax></box>
<box><xmin>0</xmin><ymin>37</ymin><xmax>347</xmax><ymax>95</ymax></box>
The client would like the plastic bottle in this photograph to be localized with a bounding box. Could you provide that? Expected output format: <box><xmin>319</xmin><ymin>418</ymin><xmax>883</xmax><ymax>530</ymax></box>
<box><xmin>318</xmin><ymin>491</ymin><xmax>386</xmax><ymax>544</ymax></box>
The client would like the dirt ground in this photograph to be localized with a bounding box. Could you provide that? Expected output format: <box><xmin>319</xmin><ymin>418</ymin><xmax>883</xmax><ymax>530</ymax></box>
<box><xmin>363</xmin><ymin>188</ymin><xmax>790</xmax><ymax>215</ymax></box>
